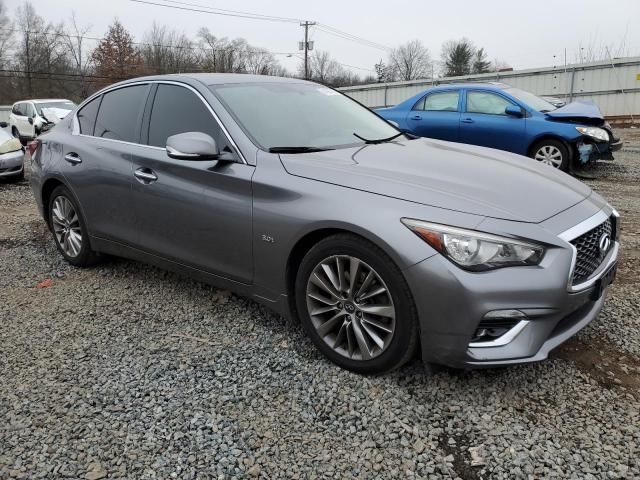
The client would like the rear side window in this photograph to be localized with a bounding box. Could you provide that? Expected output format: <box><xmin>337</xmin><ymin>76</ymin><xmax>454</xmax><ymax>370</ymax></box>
<box><xmin>414</xmin><ymin>91</ymin><xmax>459</xmax><ymax>112</ymax></box>
<box><xmin>466</xmin><ymin>91</ymin><xmax>513</xmax><ymax>115</ymax></box>
<box><xmin>77</xmin><ymin>96</ymin><xmax>102</xmax><ymax>136</ymax></box>
<box><xmin>95</xmin><ymin>85</ymin><xmax>148</xmax><ymax>142</ymax></box>
<box><xmin>147</xmin><ymin>84</ymin><xmax>227</xmax><ymax>150</ymax></box>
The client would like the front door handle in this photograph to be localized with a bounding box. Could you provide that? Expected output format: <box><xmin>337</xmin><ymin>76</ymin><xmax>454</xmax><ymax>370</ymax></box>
<box><xmin>134</xmin><ymin>168</ymin><xmax>158</xmax><ymax>184</ymax></box>
<box><xmin>64</xmin><ymin>152</ymin><xmax>82</xmax><ymax>164</ymax></box>
<box><xmin>410</xmin><ymin>115</ymin><xmax>423</xmax><ymax>120</ymax></box>
<box><xmin>461</xmin><ymin>118</ymin><xmax>474</xmax><ymax>124</ymax></box>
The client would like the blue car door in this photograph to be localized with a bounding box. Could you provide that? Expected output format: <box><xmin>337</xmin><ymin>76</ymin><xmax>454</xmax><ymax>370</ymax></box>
<box><xmin>405</xmin><ymin>90</ymin><xmax>461</xmax><ymax>142</ymax></box>
<box><xmin>459</xmin><ymin>89</ymin><xmax>527</xmax><ymax>154</ymax></box>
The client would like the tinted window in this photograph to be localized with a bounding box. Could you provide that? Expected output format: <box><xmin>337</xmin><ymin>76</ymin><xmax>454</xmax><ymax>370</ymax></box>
<box><xmin>77</xmin><ymin>96</ymin><xmax>102</xmax><ymax>136</ymax></box>
<box><xmin>95</xmin><ymin>85</ymin><xmax>148</xmax><ymax>142</ymax></box>
<box><xmin>147</xmin><ymin>84</ymin><xmax>227</xmax><ymax>149</ymax></box>
<box><xmin>466</xmin><ymin>91</ymin><xmax>513</xmax><ymax>115</ymax></box>
<box><xmin>415</xmin><ymin>91</ymin><xmax>459</xmax><ymax>111</ymax></box>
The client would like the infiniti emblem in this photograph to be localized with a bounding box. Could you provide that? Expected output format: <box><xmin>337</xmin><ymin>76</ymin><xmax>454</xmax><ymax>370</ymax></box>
<box><xmin>598</xmin><ymin>233</ymin><xmax>611</xmax><ymax>255</ymax></box>
<box><xmin>344</xmin><ymin>303</ymin><xmax>356</xmax><ymax>313</ymax></box>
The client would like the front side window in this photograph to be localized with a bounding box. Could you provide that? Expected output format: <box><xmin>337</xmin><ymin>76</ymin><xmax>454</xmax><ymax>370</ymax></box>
<box><xmin>414</xmin><ymin>91</ymin><xmax>460</xmax><ymax>112</ymax></box>
<box><xmin>94</xmin><ymin>84</ymin><xmax>148</xmax><ymax>142</ymax></box>
<box><xmin>466</xmin><ymin>91</ymin><xmax>513</xmax><ymax>115</ymax></box>
<box><xmin>77</xmin><ymin>96</ymin><xmax>102</xmax><ymax>136</ymax></box>
<box><xmin>12</xmin><ymin>104</ymin><xmax>22</xmax><ymax>115</ymax></box>
<box><xmin>147</xmin><ymin>84</ymin><xmax>228</xmax><ymax>150</ymax></box>
<box><xmin>211</xmin><ymin>82</ymin><xmax>398</xmax><ymax>150</ymax></box>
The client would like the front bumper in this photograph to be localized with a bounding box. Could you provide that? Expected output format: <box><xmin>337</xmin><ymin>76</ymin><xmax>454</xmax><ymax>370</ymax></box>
<box><xmin>577</xmin><ymin>138</ymin><xmax>623</xmax><ymax>163</ymax></box>
<box><xmin>404</xmin><ymin>210</ymin><xmax>619</xmax><ymax>369</ymax></box>
<box><xmin>0</xmin><ymin>149</ymin><xmax>24</xmax><ymax>177</ymax></box>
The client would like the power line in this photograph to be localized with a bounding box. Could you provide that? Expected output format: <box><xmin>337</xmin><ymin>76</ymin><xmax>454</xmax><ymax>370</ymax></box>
<box><xmin>157</xmin><ymin>0</ymin><xmax>302</xmax><ymax>23</ymax></box>
<box><xmin>129</xmin><ymin>0</ymin><xmax>300</xmax><ymax>23</ymax></box>
<box><xmin>315</xmin><ymin>24</ymin><xmax>392</xmax><ymax>52</ymax></box>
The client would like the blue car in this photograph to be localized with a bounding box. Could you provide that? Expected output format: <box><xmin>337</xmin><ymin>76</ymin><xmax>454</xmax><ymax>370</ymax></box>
<box><xmin>376</xmin><ymin>83</ymin><xmax>622</xmax><ymax>172</ymax></box>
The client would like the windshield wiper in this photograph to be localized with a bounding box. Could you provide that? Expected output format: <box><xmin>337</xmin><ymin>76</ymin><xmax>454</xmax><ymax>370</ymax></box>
<box><xmin>353</xmin><ymin>132</ymin><xmax>404</xmax><ymax>144</ymax></box>
<box><xmin>268</xmin><ymin>146</ymin><xmax>333</xmax><ymax>154</ymax></box>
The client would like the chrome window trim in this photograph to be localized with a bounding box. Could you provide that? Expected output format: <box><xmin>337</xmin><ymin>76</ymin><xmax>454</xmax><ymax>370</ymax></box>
<box><xmin>559</xmin><ymin>207</ymin><xmax>618</xmax><ymax>292</ymax></box>
<box><xmin>71</xmin><ymin>80</ymin><xmax>247</xmax><ymax>164</ymax></box>
<box><xmin>468</xmin><ymin>320</ymin><xmax>530</xmax><ymax>348</ymax></box>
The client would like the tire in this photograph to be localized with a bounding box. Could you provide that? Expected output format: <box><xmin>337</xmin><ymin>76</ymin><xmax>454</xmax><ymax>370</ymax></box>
<box><xmin>529</xmin><ymin>139</ymin><xmax>569</xmax><ymax>171</ymax></box>
<box><xmin>295</xmin><ymin>234</ymin><xmax>418</xmax><ymax>374</ymax></box>
<box><xmin>48</xmin><ymin>185</ymin><xmax>100</xmax><ymax>267</ymax></box>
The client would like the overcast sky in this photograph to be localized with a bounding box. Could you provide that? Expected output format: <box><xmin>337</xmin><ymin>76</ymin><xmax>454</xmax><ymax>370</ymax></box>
<box><xmin>5</xmin><ymin>0</ymin><xmax>640</xmax><ymax>76</ymax></box>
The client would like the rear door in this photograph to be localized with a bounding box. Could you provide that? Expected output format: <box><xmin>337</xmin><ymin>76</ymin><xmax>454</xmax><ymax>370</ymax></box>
<box><xmin>128</xmin><ymin>82</ymin><xmax>254</xmax><ymax>282</ymax></box>
<box><xmin>459</xmin><ymin>89</ymin><xmax>526</xmax><ymax>153</ymax></box>
<box><xmin>405</xmin><ymin>90</ymin><xmax>461</xmax><ymax>142</ymax></box>
<box><xmin>58</xmin><ymin>84</ymin><xmax>150</xmax><ymax>245</ymax></box>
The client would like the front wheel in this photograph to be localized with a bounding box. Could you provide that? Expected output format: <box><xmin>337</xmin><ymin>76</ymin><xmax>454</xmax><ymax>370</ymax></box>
<box><xmin>530</xmin><ymin>139</ymin><xmax>569</xmax><ymax>171</ymax></box>
<box><xmin>295</xmin><ymin>234</ymin><xmax>418</xmax><ymax>374</ymax></box>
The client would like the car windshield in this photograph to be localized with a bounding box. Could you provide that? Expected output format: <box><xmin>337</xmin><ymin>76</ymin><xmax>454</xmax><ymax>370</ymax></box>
<box><xmin>504</xmin><ymin>87</ymin><xmax>557</xmax><ymax>112</ymax></box>
<box><xmin>34</xmin><ymin>101</ymin><xmax>76</xmax><ymax>115</ymax></box>
<box><xmin>210</xmin><ymin>82</ymin><xmax>399</xmax><ymax>150</ymax></box>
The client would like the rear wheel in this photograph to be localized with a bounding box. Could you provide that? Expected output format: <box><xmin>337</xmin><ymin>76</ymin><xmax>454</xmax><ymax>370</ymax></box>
<box><xmin>530</xmin><ymin>139</ymin><xmax>569</xmax><ymax>171</ymax></box>
<box><xmin>295</xmin><ymin>234</ymin><xmax>418</xmax><ymax>374</ymax></box>
<box><xmin>48</xmin><ymin>185</ymin><xmax>100</xmax><ymax>267</ymax></box>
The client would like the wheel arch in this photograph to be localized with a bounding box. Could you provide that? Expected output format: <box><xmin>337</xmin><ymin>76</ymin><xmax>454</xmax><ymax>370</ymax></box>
<box><xmin>41</xmin><ymin>177</ymin><xmax>91</xmax><ymax>237</ymax></box>
<box><xmin>526</xmin><ymin>134</ymin><xmax>574</xmax><ymax>158</ymax></box>
<box><xmin>284</xmin><ymin>226</ymin><xmax>410</xmax><ymax>322</ymax></box>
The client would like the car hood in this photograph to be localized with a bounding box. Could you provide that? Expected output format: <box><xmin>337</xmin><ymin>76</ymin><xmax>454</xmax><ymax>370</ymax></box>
<box><xmin>545</xmin><ymin>100</ymin><xmax>604</xmax><ymax>121</ymax></box>
<box><xmin>279</xmin><ymin>138</ymin><xmax>592</xmax><ymax>223</ymax></box>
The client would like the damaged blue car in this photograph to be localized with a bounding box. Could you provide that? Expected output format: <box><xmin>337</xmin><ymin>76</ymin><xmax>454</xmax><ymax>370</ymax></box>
<box><xmin>376</xmin><ymin>83</ymin><xmax>623</xmax><ymax>172</ymax></box>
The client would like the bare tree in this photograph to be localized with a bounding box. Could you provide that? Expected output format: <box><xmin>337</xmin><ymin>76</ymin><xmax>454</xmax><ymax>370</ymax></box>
<box><xmin>141</xmin><ymin>22</ymin><xmax>198</xmax><ymax>75</ymax></box>
<box><xmin>14</xmin><ymin>1</ymin><xmax>69</xmax><ymax>97</ymax></box>
<box><xmin>0</xmin><ymin>0</ymin><xmax>13</xmax><ymax>67</ymax></box>
<box><xmin>63</xmin><ymin>12</ymin><xmax>93</xmax><ymax>98</ymax></box>
<box><xmin>387</xmin><ymin>39</ymin><xmax>431</xmax><ymax>81</ymax></box>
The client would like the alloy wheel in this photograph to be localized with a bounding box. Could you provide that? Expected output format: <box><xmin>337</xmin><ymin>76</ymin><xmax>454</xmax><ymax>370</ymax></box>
<box><xmin>51</xmin><ymin>196</ymin><xmax>83</xmax><ymax>257</ymax></box>
<box><xmin>305</xmin><ymin>255</ymin><xmax>396</xmax><ymax>361</ymax></box>
<box><xmin>534</xmin><ymin>145</ymin><xmax>563</xmax><ymax>168</ymax></box>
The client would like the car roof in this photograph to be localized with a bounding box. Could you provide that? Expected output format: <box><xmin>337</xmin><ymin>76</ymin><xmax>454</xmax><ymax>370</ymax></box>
<box><xmin>429</xmin><ymin>82</ymin><xmax>510</xmax><ymax>91</ymax></box>
<box><xmin>13</xmin><ymin>99</ymin><xmax>73</xmax><ymax>105</ymax></box>
<box><xmin>116</xmin><ymin>73</ymin><xmax>309</xmax><ymax>87</ymax></box>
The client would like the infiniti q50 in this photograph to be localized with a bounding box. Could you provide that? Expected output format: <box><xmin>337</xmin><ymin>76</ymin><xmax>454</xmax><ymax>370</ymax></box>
<box><xmin>29</xmin><ymin>74</ymin><xmax>619</xmax><ymax>374</ymax></box>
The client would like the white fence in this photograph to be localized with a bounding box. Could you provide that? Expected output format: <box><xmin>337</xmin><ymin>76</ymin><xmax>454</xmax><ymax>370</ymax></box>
<box><xmin>339</xmin><ymin>56</ymin><xmax>640</xmax><ymax>121</ymax></box>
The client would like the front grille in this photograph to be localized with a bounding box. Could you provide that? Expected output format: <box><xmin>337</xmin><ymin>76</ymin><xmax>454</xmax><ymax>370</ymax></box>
<box><xmin>570</xmin><ymin>217</ymin><xmax>614</xmax><ymax>284</ymax></box>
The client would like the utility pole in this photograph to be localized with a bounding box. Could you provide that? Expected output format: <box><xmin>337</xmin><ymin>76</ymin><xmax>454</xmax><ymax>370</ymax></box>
<box><xmin>300</xmin><ymin>21</ymin><xmax>316</xmax><ymax>80</ymax></box>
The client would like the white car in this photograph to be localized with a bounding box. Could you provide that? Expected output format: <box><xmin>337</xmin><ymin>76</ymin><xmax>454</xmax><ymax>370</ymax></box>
<box><xmin>0</xmin><ymin>121</ymin><xmax>25</xmax><ymax>181</ymax></box>
<box><xmin>9</xmin><ymin>99</ymin><xmax>76</xmax><ymax>141</ymax></box>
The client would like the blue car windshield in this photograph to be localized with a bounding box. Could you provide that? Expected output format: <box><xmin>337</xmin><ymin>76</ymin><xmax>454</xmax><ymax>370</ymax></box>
<box><xmin>504</xmin><ymin>87</ymin><xmax>557</xmax><ymax>112</ymax></box>
<box><xmin>210</xmin><ymin>82</ymin><xmax>399</xmax><ymax>150</ymax></box>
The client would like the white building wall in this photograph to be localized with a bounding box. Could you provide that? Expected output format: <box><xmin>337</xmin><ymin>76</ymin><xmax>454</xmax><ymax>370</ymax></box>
<box><xmin>339</xmin><ymin>57</ymin><xmax>640</xmax><ymax>118</ymax></box>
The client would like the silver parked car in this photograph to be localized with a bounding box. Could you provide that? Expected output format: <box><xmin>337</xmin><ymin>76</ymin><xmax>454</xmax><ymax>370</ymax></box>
<box><xmin>29</xmin><ymin>74</ymin><xmax>619</xmax><ymax>374</ymax></box>
<box><xmin>0</xmin><ymin>121</ymin><xmax>25</xmax><ymax>181</ymax></box>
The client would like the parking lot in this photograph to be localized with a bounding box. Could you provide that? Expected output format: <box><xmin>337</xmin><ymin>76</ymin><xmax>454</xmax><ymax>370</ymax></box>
<box><xmin>1</xmin><ymin>132</ymin><xmax>639</xmax><ymax>479</ymax></box>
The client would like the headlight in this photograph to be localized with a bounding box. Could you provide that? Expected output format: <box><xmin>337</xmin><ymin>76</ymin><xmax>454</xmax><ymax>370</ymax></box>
<box><xmin>0</xmin><ymin>138</ymin><xmax>22</xmax><ymax>155</ymax></box>
<box><xmin>576</xmin><ymin>126</ymin><xmax>609</xmax><ymax>142</ymax></box>
<box><xmin>401</xmin><ymin>219</ymin><xmax>545</xmax><ymax>271</ymax></box>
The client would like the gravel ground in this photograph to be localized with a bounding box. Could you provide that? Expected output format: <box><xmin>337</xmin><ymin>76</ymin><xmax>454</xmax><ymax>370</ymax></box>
<box><xmin>1</xmin><ymin>131</ymin><xmax>640</xmax><ymax>479</ymax></box>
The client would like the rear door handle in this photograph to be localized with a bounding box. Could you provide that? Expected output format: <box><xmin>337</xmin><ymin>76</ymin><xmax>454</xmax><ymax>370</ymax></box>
<box><xmin>64</xmin><ymin>152</ymin><xmax>82</xmax><ymax>164</ymax></box>
<box><xmin>134</xmin><ymin>168</ymin><xmax>158</xmax><ymax>184</ymax></box>
<box><xmin>461</xmin><ymin>118</ymin><xmax>474</xmax><ymax>124</ymax></box>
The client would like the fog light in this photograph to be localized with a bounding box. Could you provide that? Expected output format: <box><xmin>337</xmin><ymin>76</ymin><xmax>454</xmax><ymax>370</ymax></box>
<box><xmin>471</xmin><ymin>310</ymin><xmax>528</xmax><ymax>344</ymax></box>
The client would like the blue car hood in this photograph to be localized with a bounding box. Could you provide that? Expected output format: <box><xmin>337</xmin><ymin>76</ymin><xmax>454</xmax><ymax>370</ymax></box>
<box><xmin>545</xmin><ymin>100</ymin><xmax>604</xmax><ymax>120</ymax></box>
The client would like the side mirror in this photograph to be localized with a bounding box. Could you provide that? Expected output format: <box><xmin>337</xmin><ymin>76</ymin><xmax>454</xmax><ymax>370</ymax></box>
<box><xmin>28</xmin><ymin>117</ymin><xmax>34</xmax><ymax>125</ymax></box>
<box><xmin>166</xmin><ymin>132</ymin><xmax>220</xmax><ymax>160</ymax></box>
<box><xmin>505</xmin><ymin>105</ymin><xmax>524</xmax><ymax>117</ymax></box>
<box><xmin>0</xmin><ymin>121</ymin><xmax>7</xmax><ymax>128</ymax></box>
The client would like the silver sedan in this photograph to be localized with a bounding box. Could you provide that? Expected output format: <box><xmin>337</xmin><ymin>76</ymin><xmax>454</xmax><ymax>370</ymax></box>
<box><xmin>0</xmin><ymin>122</ymin><xmax>24</xmax><ymax>181</ymax></box>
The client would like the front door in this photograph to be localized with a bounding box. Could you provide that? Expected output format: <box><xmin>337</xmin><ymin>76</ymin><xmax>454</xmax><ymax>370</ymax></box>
<box><xmin>129</xmin><ymin>83</ymin><xmax>254</xmax><ymax>283</ymax></box>
<box><xmin>405</xmin><ymin>90</ymin><xmax>461</xmax><ymax>142</ymax></box>
<box><xmin>459</xmin><ymin>90</ymin><xmax>526</xmax><ymax>153</ymax></box>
